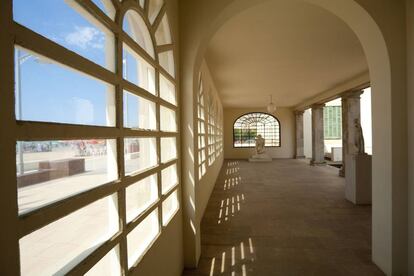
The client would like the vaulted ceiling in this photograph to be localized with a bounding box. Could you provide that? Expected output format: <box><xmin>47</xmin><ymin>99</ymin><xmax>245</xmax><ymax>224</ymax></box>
<box><xmin>205</xmin><ymin>0</ymin><xmax>368</xmax><ymax>108</ymax></box>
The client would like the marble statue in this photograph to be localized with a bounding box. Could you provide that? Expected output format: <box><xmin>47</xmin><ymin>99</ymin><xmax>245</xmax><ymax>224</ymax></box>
<box><xmin>354</xmin><ymin>118</ymin><xmax>365</xmax><ymax>154</ymax></box>
<box><xmin>249</xmin><ymin>134</ymin><xmax>272</xmax><ymax>162</ymax></box>
<box><xmin>255</xmin><ymin>134</ymin><xmax>266</xmax><ymax>154</ymax></box>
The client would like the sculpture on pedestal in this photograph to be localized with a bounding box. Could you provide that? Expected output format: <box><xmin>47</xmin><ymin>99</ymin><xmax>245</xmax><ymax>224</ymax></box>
<box><xmin>255</xmin><ymin>134</ymin><xmax>265</xmax><ymax>154</ymax></box>
<box><xmin>354</xmin><ymin>118</ymin><xmax>365</xmax><ymax>154</ymax></box>
<box><xmin>249</xmin><ymin>134</ymin><xmax>272</xmax><ymax>162</ymax></box>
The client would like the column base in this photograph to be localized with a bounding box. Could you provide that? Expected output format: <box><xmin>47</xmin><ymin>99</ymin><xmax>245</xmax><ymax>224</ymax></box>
<box><xmin>310</xmin><ymin>160</ymin><xmax>326</xmax><ymax>166</ymax></box>
<box><xmin>295</xmin><ymin>155</ymin><xmax>306</xmax><ymax>159</ymax></box>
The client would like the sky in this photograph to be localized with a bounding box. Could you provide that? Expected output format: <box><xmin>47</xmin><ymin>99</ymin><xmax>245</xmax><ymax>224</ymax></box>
<box><xmin>13</xmin><ymin>0</ymin><xmax>141</xmax><ymax>127</ymax></box>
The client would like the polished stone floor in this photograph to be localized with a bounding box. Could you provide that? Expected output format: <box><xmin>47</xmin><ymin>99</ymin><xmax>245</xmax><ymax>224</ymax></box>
<box><xmin>183</xmin><ymin>159</ymin><xmax>384</xmax><ymax>276</ymax></box>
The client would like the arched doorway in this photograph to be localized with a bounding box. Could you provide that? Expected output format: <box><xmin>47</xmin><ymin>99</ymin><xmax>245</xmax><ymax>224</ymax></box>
<box><xmin>181</xmin><ymin>0</ymin><xmax>407</xmax><ymax>274</ymax></box>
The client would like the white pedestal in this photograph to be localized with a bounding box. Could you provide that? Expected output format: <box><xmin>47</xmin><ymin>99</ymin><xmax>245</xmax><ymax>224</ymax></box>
<box><xmin>249</xmin><ymin>153</ymin><xmax>272</xmax><ymax>162</ymax></box>
<box><xmin>331</xmin><ymin>147</ymin><xmax>342</xmax><ymax>162</ymax></box>
<box><xmin>345</xmin><ymin>154</ymin><xmax>372</xmax><ymax>205</ymax></box>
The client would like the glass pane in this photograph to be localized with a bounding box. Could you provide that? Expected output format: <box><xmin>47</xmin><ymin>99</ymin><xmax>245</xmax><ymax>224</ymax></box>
<box><xmin>148</xmin><ymin>0</ymin><xmax>163</xmax><ymax>24</ymax></box>
<box><xmin>85</xmin><ymin>246</ymin><xmax>121</xmax><ymax>276</ymax></box>
<box><xmin>16</xmin><ymin>139</ymin><xmax>117</xmax><ymax>215</ymax></box>
<box><xmin>161</xmin><ymin>137</ymin><xmax>177</xmax><ymax>163</ymax></box>
<box><xmin>126</xmin><ymin>174</ymin><xmax>158</xmax><ymax>222</ymax></box>
<box><xmin>198</xmin><ymin>135</ymin><xmax>205</xmax><ymax>148</ymax></box>
<box><xmin>127</xmin><ymin>209</ymin><xmax>159</xmax><ymax>268</ymax></box>
<box><xmin>15</xmin><ymin>47</ymin><xmax>115</xmax><ymax>127</ymax></box>
<box><xmin>158</xmin><ymin>50</ymin><xmax>175</xmax><ymax>77</ymax></box>
<box><xmin>124</xmin><ymin>137</ymin><xmax>157</xmax><ymax>175</ymax></box>
<box><xmin>160</xmin><ymin>106</ymin><xmax>177</xmax><ymax>132</ymax></box>
<box><xmin>139</xmin><ymin>0</ymin><xmax>145</xmax><ymax>8</ymax></box>
<box><xmin>159</xmin><ymin>74</ymin><xmax>176</xmax><ymax>105</ymax></box>
<box><xmin>161</xmin><ymin>164</ymin><xmax>177</xmax><ymax>194</ymax></box>
<box><xmin>123</xmin><ymin>91</ymin><xmax>156</xmax><ymax>130</ymax></box>
<box><xmin>199</xmin><ymin>149</ymin><xmax>206</xmax><ymax>163</ymax></box>
<box><xmin>91</xmin><ymin>0</ymin><xmax>116</xmax><ymax>20</ymax></box>
<box><xmin>155</xmin><ymin>14</ymin><xmax>171</xmax><ymax>45</ymax></box>
<box><xmin>20</xmin><ymin>194</ymin><xmax>119</xmax><ymax>275</ymax></box>
<box><xmin>162</xmin><ymin>190</ymin><xmax>178</xmax><ymax>226</ymax></box>
<box><xmin>13</xmin><ymin>0</ymin><xmax>115</xmax><ymax>71</ymax></box>
<box><xmin>123</xmin><ymin>10</ymin><xmax>155</xmax><ymax>58</ymax></box>
<box><xmin>123</xmin><ymin>44</ymin><xmax>156</xmax><ymax>95</ymax></box>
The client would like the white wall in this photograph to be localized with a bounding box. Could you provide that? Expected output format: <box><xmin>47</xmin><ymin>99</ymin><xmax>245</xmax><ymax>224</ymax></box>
<box><xmin>196</xmin><ymin>60</ymin><xmax>224</xmax><ymax>221</ymax></box>
<box><xmin>180</xmin><ymin>58</ymin><xmax>224</xmax><ymax>267</ymax></box>
<box><xmin>223</xmin><ymin>108</ymin><xmax>295</xmax><ymax>159</ymax></box>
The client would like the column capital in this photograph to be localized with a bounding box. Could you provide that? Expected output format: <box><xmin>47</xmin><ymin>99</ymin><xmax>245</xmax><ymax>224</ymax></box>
<box><xmin>341</xmin><ymin>89</ymin><xmax>363</xmax><ymax>99</ymax></box>
<box><xmin>295</xmin><ymin>110</ymin><xmax>304</xmax><ymax>116</ymax></box>
<box><xmin>310</xmin><ymin>103</ymin><xmax>325</xmax><ymax>109</ymax></box>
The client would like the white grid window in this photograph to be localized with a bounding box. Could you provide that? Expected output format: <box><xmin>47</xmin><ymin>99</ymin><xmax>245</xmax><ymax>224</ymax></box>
<box><xmin>233</xmin><ymin>112</ymin><xmax>281</xmax><ymax>148</ymax></box>
<box><xmin>196</xmin><ymin>72</ymin><xmax>224</xmax><ymax>180</ymax></box>
<box><xmin>12</xmin><ymin>0</ymin><xmax>179</xmax><ymax>275</ymax></box>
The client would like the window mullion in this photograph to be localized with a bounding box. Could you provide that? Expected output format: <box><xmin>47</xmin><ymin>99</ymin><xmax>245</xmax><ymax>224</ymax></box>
<box><xmin>116</xmin><ymin>25</ymin><xmax>129</xmax><ymax>274</ymax></box>
<box><xmin>155</xmin><ymin>68</ymin><xmax>164</xmax><ymax>227</ymax></box>
<box><xmin>0</xmin><ymin>0</ymin><xmax>20</xmax><ymax>273</ymax></box>
<box><xmin>151</xmin><ymin>4</ymin><xmax>166</xmax><ymax>33</ymax></box>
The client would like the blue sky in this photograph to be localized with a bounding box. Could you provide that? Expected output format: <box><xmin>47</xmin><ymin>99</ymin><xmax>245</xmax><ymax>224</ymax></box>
<box><xmin>13</xmin><ymin>0</ymin><xmax>140</xmax><ymax>127</ymax></box>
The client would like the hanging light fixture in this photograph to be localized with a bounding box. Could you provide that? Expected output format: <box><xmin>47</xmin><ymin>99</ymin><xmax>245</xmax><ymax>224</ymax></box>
<box><xmin>267</xmin><ymin>94</ymin><xmax>277</xmax><ymax>113</ymax></box>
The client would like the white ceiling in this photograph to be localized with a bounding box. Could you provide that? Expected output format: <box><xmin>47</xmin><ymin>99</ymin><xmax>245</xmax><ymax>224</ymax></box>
<box><xmin>205</xmin><ymin>0</ymin><xmax>368</xmax><ymax>108</ymax></box>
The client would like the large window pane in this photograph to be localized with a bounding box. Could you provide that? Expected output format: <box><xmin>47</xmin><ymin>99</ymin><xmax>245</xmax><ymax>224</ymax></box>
<box><xmin>123</xmin><ymin>44</ymin><xmax>156</xmax><ymax>95</ymax></box>
<box><xmin>16</xmin><ymin>139</ymin><xmax>117</xmax><ymax>215</ymax></box>
<box><xmin>127</xmin><ymin>209</ymin><xmax>159</xmax><ymax>268</ymax></box>
<box><xmin>155</xmin><ymin>14</ymin><xmax>172</xmax><ymax>46</ymax></box>
<box><xmin>123</xmin><ymin>91</ymin><xmax>156</xmax><ymax>130</ymax></box>
<box><xmin>91</xmin><ymin>0</ymin><xmax>116</xmax><ymax>20</ymax></box>
<box><xmin>126</xmin><ymin>174</ymin><xmax>158</xmax><ymax>222</ymax></box>
<box><xmin>233</xmin><ymin>112</ymin><xmax>280</xmax><ymax>147</ymax></box>
<box><xmin>158</xmin><ymin>50</ymin><xmax>175</xmax><ymax>77</ymax></box>
<box><xmin>162</xmin><ymin>190</ymin><xmax>178</xmax><ymax>226</ymax></box>
<box><xmin>20</xmin><ymin>194</ymin><xmax>119</xmax><ymax>275</ymax></box>
<box><xmin>85</xmin><ymin>246</ymin><xmax>121</xmax><ymax>276</ymax></box>
<box><xmin>14</xmin><ymin>0</ymin><xmax>115</xmax><ymax>71</ymax></box>
<box><xmin>123</xmin><ymin>10</ymin><xmax>155</xmax><ymax>58</ymax></box>
<box><xmin>161</xmin><ymin>137</ymin><xmax>177</xmax><ymax>163</ymax></box>
<box><xmin>15</xmin><ymin>47</ymin><xmax>115</xmax><ymax>127</ymax></box>
<box><xmin>161</xmin><ymin>164</ymin><xmax>178</xmax><ymax>194</ymax></box>
<box><xmin>139</xmin><ymin>0</ymin><xmax>145</xmax><ymax>8</ymax></box>
<box><xmin>160</xmin><ymin>106</ymin><xmax>177</xmax><ymax>132</ymax></box>
<box><xmin>159</xmin><ymin>74</ymin><xmax>176</xmax><ymax>105</ymax></box>
<box><xmin>148</xmin><ymin>0</ymin><xmax>163</xmax><ymax>24</ymax></box>
<box><xmin>124</xmin><ymin>137</ymin><xmax>157</xmax><ymax>175</ymax></box>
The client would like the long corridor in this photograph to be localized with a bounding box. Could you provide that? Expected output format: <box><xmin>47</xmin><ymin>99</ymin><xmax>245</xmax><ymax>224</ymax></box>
<box><xmin>183</xmin><ymin>159</ymin><xmax>384</xmax><ymax>276</ymax></box>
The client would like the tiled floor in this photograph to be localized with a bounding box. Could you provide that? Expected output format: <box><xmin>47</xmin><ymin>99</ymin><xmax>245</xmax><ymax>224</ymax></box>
<box><xmin>183</xmin><ymin>159</ymin><xmax>384</xmax><ymax>276</ymax></box>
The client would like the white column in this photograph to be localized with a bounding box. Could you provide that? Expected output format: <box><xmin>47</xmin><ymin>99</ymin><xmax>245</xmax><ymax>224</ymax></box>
<box><xmin>295</xmin><ymin>111</ymin><xmax>305</xmax><ymax>158</ymax></box>
<box><xmin>340</xmin><ymin>90</ymin><xmax>363</xmax><ymax>177</ymax></box>
<box><xmin>310</xmin><ymin>104</ymin><xmax>326</xmax><ymax>165</ymax></box>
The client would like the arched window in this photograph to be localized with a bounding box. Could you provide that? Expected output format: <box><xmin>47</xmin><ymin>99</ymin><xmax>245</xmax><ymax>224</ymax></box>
<box><xmin>12</xmin><ymin>0</ymin><xmax>178</xmax><ymax>274</ymax></box>
<box><xmin>233</xmin><ymin>112</ymin><xmax>281</xmax><ymax>148</ymax></box>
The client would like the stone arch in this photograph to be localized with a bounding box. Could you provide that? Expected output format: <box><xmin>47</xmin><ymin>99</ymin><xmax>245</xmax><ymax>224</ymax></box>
<box><xmin>183</xmin><ymin>0</ymin><xmax>406</xmax><ymax>274</ymax></box>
